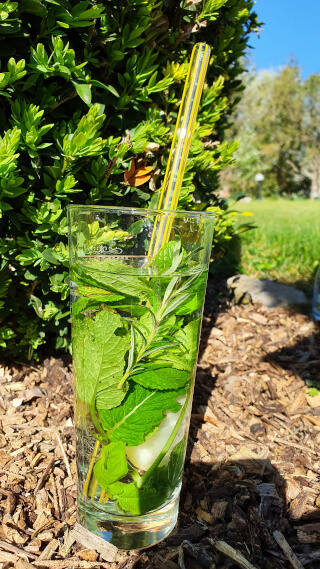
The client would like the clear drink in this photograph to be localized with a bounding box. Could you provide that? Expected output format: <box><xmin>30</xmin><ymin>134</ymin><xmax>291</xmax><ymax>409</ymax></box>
<box><xmin>68</xmin><ymin>206</ymin><xmax>214</xmax><ymax>549</ymax></box>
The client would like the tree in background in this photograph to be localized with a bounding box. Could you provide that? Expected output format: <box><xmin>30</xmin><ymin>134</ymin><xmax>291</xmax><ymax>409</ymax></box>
<box><xmin>303</xmin><ymin>74</ymin><xmax>320</xmax><ymax>199</ymax></box>
<box><xmin>0</xmin><ymin>0</ymin><xmax>260</xmax><ymax>358</ymax></box>
<box><xmin>222</xmin><ymin>63</ymin><xmax>320</xmax><ymax>198</ymax></box>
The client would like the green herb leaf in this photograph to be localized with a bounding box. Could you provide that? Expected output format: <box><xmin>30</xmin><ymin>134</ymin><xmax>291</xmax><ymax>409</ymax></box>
<box><xmin>117</xmin><ymin>482</ymin><xmax>160</xmax><ymax>515</ymax></box>
<box><xmin>72</xmin><ymin>293</ymin><xmax>125</xmax><ymax>315</ymax></box>
<box><xmin>117</xmin><ymin>438</ymin><xmax>186</xmax><ymax>514</ymax></box>
<box><xmin>176</xmin><ymin>318</ymin><xmax>201</xmax><ymax>363</ymax></box>
<box><xmin>147</xmin><ymin>353</ymin><xmax>191</xmax><ymax>371</ymax></box>
<box><xmin>77</xmin><ymin>285</ymin><xmax>125</xmax><ymax>298</ymax></box>
<box><xmin>175</xmin><ymin>271</ymin><xmax>207</xmax><ymax>315</ymax></box>
<box><xmin>72</xmin><ymin>307</ymin><xmax>130</xmax><ymax>409</ymax></box>
<box><xmin>94</xmin><ymin>441</ymin><xmax>128</xmax><ymax>488</ymax></box>
<box><xmin>72</xmin><ymin>260</ymin><xmax>152</xmax><ymax>301</ymax></box>
<box><xmin>131</xmin><ymin>366</ymin><xmax>189</xmax><ymax>390</ymax></box>
<box><xmin>98</xmin><ymin>383</ymin><xmax>184</xmax><ymax>446</ymax></box>
<box><xmin>152</xmin><ymin>240</ymin><xmax>182</xmax><ymax>274</ymax></box>
<box><xmin>160</xmin><ymin>292</ymin><xmax>192</xmax><ymax>320</ymax></box>
<box><xmin>149</xmin><ymin>437</ymin><xmax>186</xmax><ymax>493</ymax></box>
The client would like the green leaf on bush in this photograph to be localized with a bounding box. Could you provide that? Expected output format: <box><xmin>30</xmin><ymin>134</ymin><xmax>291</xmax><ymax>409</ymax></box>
<box><xmin>42</xmin><ymin>248</ymin><xmax>60</xmax><ymax>264</ymax></box>
<box><xmin>72</xmin><ymin>81</ymin><xmax>92</xmax><ymax>105</ymax></box>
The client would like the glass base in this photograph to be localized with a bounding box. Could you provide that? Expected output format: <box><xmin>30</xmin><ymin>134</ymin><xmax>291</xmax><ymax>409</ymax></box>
<box><xmin>77</xmin><ymin>491</ymin><xmax>179</xmax><ymax>550</ymax></box>
<box><xmin>312</xmin><ymin>307</ymin><xmax>320</xmax><ymax>321</ymax></box>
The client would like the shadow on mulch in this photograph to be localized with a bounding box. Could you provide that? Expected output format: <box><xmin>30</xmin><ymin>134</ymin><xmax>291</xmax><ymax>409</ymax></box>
<box><xmin>140</xmin><ymin>457</ymin><xmax>320</xmax><ymax>569</ymax></box>
<box><xmin>263</xmin><ymin>324</ymin><xmax>320</xmax><ymax>388</ymax></box>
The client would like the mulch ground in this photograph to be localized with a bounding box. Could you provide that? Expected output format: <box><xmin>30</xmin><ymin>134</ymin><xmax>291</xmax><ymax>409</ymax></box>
<box><xmin>1</xmin><ymin>280</ymin><xmax>320</xmax><ymax>569</ymax></box>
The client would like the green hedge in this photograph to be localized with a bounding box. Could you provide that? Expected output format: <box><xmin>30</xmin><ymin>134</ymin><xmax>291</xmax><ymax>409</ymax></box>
<box><xmin>0</xmin><ymin>0</ymin><xmax>259</xmax><ymax>358</ymax></box>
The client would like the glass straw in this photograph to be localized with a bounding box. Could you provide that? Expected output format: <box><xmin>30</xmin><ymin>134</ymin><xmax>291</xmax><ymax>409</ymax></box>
<box><xmin>148</xmin><ymin>42</ymin><xmax>211</xmax><ymax>260</ymax></box>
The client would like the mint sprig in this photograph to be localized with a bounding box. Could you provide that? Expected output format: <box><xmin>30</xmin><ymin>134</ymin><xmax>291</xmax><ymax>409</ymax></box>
<box><xmin>72</xmin><ymin>240</ymin><xmax>207</xmax><ymax>515</ymax></box>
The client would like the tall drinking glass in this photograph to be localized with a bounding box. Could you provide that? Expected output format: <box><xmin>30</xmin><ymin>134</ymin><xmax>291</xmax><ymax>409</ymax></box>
<box><xmin>68</xmin><ymin>205</ymin><xmax>215</xmax><ymax>549</ymax></box>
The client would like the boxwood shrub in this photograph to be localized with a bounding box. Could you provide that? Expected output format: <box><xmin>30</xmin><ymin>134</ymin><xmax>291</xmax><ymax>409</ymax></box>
<box><xmin>0</xmin><ymin>0</ymin><xmax>259</xmax><ymax>358</ymax></box>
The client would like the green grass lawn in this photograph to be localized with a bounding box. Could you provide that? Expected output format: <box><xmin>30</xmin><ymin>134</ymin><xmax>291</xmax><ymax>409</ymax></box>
<box><xmin>234</xmin><ymin>198</ymin><xmax>320</xmax><ymax>295</ymax></box>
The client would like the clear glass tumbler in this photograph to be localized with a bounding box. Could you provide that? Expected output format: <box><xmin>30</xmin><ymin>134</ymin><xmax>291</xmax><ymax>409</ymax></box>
<box><xmin>68</xmin><ymin>205</ymin><xmax>215</xmax><ymax>549</ymax></box>
<box><xmin>312</xmin><ymin>262</ymin><xmax>320</xmax><ymax>321</ymax></box>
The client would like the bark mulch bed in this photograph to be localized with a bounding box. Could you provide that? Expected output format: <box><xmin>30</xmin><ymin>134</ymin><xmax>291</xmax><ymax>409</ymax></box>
<box><xmin>1</xmin><ymin>282</ymin><xmax>320</xmax><ymax>568</ymax></box>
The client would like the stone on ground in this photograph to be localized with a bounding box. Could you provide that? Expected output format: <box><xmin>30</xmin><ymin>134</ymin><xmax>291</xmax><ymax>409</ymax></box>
<box><xmin>227</xmin><ymin>274</ymin><xmax>308</xmax><ymax>308</ymax></box>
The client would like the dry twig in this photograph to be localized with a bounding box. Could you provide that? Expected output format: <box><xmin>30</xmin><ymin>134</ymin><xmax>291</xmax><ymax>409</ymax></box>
<box><xmin>213</xmin><ymin>540</ymin><xmax>259</xmax><ymax>569</ymax></box>
<box><xmin>273</xmin><ymin>530</ymin><xmax>305</xmax><ymax>569</ymax></box>
<box><xmin>55</xmin><ymin>431</ymin><xmax>72</xmax><ymax>479</ymax></box>
<box><xmin>34</xmin><ymin>457</ymin><xmax>56</xmax><ymax>494</ymax></box>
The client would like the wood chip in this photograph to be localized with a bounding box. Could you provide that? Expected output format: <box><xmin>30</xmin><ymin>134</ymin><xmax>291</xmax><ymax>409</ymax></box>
<box><xmin>59</xmin><ymin>529</ymin><xmax>76</xmax><ymax>559</ymax></box>
<box><xmin>76</xmin><ymin>549</ymin><xmax>99</xmax><ymax>562</ymax></box>
<box><xmin>0</xmin><ymin>468</ymin><xmax>25</xmax><ymax>480</ymax></box>
<box><xmin>0</xmin><ymin>550</ymin><xmax>18</xmax><ymax>563</ymax></box>
<box><xmin>303</xmin><ymin>414</ymin><xmax>320</xmax><ymax>427</ymax></box>
<box><xmin>271</xmin><ymin>436</ymin><xmax>318</xmax><ymax>455</ymax></box>
<box><xmin>70</xmin><ymin>523</ymin><xmax>118</xmax><ymax>562</ymax></box>
<box><xmin>15</xmin><ymin>558</ymin><xmax>36</xmax><ymax>569</ymax></box>
<box><xmin>306</xmin><ymin>392</ymin><xmax>320</xmax><ymax>408</ymax></box>
<box><xmin>34</xmin><ymin>457</ymin><xmax>56</xmax><ymax>494</ymax></box>
<box><xmin>33</xmin><ymin>560</ymin><xmax>113</xmax><ymax>568</ymax></box>
<box><xmin>0</xmin><ymin>539</ymin><xmax>37</xmax><ymax>561</ymax></box>
<box><xmin>191</xmin><ymin>412</ymin><xmax>218</xmax><ymax>426</ymax></box>
<box><xmin>195</xmin><ymin>507</ymin><xmax>213</xmax><ymax>524</ymax></box>
<box><xmin>38</xmin><ymin>540</ymin><xmax>59</xmax><ymax>561</ymax></box>
<box><xmin>2</xmin><ymin>513</ymin><xmax>28</xmax><ymax>544</ymax></box>
<box><xmin>297</xmin><ymin>523</ymin><xmax>320</xmax><ymax>544</ymax></box>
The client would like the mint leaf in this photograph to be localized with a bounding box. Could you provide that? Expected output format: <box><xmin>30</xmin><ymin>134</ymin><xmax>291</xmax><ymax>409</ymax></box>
<box><xmin>72</xmin><ymin>307</ymin><xmax>130</xmax><ymax>409</ymax></box>
<box><xmin>72</xmin><ymin>294</ymin><xmax>125</xmax><ymax>315</ymax></box>
<box><xmin>72</xmin><ymin>259</ymin><xmax>152</xmax><ymax>300</ymax></box>
<box><xmin>146</xmin><ymin>319</ymin><xmax>201</xmax><ymax>372</ymax></box>
<box><xmin>151</xmin><ymin>437</ymin><xmax>186</xmax><ymax>490</ymax></box>
<box><xmin>98</xmin><ymin>383</ymin><xmax>184</xmax><ymax>446</ymax></box>
<box><xmin>117</xmin><ymin>439</ymin><xmax>187</xmax><ymax>515</ymax></box>
<box><xmin>176</xmin><ymin>318</ymin><xmax>201</xmax><ymax>364</ymax></box>
<box><xmin>131</xmin><ymin>366</ymin><xmax>189</xmax><ymax>390</ymax></box>
<box><xmin>174</xmin><ymin>292</ymin><xmax>204</xmax><ymax>315</ymax></box>
<box><xmin>94</xmin><ymin>442</ymin><xmax>128</xmax><ymax>488</ymax></box>
<box><xmin>117</xmin><ymin>482</ymin><xmax>161</xmax><ymax>515</ymax></box>
<box><xmin>78</xmin><ymin>285</ymin><xmax>113</xmax><ymax>297</ymax></box>
<box><xmin>175</xmin><ymin>271</ymin><xmax>207</xmax><ymax>315</ymax></box>
<box><xmin>152</xmin><ymin>240</ymin><xmax>182</xmax><ymax>274</ymax></box>
<box><xmin>148</xmin><ymin>353</ymin><xmax>191</xmax><ymax>371</ymax></box>
<box><xmin>111</xmin><ymin>304</ymin><xmax>150</xmax><ymax>318</ymax></box>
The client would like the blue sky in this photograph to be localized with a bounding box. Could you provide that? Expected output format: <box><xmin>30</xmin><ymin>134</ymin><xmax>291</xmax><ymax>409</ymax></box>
<box><xmin>247</xmin><ymin>0</ymin><xmax>320</xmax><ymax>78</ymax></box>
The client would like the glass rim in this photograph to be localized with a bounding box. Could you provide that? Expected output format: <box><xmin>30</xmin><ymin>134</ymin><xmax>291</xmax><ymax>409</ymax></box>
<box><xmin>67</xmin><ymin>204</ymin><xmax>215</xmax><ymax>218</ymax></box>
